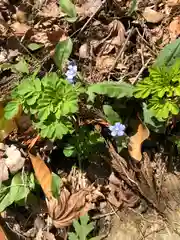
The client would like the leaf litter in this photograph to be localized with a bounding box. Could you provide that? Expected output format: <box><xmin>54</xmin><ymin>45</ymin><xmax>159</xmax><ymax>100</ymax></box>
<box><xmin>1</xmin><ymin>0</ymin><xmax>180</xmax><ymax>239</ymax></box>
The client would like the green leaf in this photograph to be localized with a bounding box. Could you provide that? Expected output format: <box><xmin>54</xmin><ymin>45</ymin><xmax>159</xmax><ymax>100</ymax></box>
<box><xmin>14</xmin><ymin>59</ymin><xmax>29</xmax><ymax>74</ymax></box>
<box><xmin>103</xmin><ymin>105</ymin><xmax>120</xmax><ymax>124</ymax></box>
<box><xmin>87</xmin><ymin>82</ymin><xmax>134</xmax><ymax>102</ymax></box>
<box><xmin>4</xmin><ymin>101</ymin><xmax>20</xmax><ymax>120</ymax></box>
<box><xmin>59</xmin><ymin>0</ymin><xmax>77</xmax><ymax>22</ymax></box>
<box><xmin>128</xmin><ymin>0</ymin><xmax>137</xmax><ymax>15</ymax></box>
<box><xmin>68</xmin><ymin>232</ymin><xmax>77</xmax><ymax>240</ymax></box>
<box><xmin>0</xmin><ymin>192</ymin><xmax>13</xmax><ymax>212</ymax></box>
<box><xmin>54</xmin><ymin>38</ymin><xmax>73</xmax><ymax>70</ymax></box>
<box><xmin>28</xmin><ymin>43</ymin><xmax>44</xmax><ymax>51</ymax></box>
<box><xmin>9</xmin><ymin>173</ymin><xmax>30</xmax><ymax>203</ymax></box>
<box><xmin>63</xmin><ymin>145</ymin><xmax>75</xmax><ymax>157</ymax></box>
<box><xmin>51</xmin><ymin>173</ymin><xmax>61</xmax><ymax>199</ymax></box>
<box><xmin>154</xmin><ymin>39</ymin><xmax>180</xmax><ymax>67</ymax></box>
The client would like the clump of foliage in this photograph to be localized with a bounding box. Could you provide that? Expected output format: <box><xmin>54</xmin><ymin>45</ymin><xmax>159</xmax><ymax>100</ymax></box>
<box><xmin>68</xmin><ymin>214</ymin><xmax>99</xmax><ymax>240</ymax></box>
<box><xmin>4</xmin><ymin>72</ymin><xmax>84</xmax><ymax>140</ymax></box>
<box><xmin>134</xmin><ymin>60</ymin><xmax>180</xmax><ymax>121</ymax></box>
<box><xmin>0</xmin><ymin>172</ymin><xmax>35</xmax><ymax>212</ymax></box>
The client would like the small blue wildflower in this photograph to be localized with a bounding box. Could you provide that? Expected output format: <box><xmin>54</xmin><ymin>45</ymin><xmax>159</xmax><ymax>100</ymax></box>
<box><xmin>65</xmin><ymin>61</ymin><xmax>77</xmax><ymax>84</ymax></box>
<box><xmin>109</xmin><ymin>122</ymin><xmax>125</xmax><ymax>137</ymax></box>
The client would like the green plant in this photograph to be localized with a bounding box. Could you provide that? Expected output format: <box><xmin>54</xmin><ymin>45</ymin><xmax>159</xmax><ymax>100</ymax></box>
<box><xmin>87</xmin><ymin>81</ymin><xmax>134</xmax><ymax>103</ymax></box>
<box><xmin>134</xmin><ymin>60</ymin><xmax>180</xmax><ymax>121</ymax></box>
<box><xmin>63</xmin><ymin>126</ymin><xmax>104</xmax><ymax>161</ymax></box>
<box><xmin>68</xmin><ymin>214</ymin><xmax>99</xmax><ymax>240</ymax></box>
<box><xmin>4</xmin><ymin>72</ymin><xmax>84</xmax><ymax>140</ymax></box>
<box><xmin>59</xmin><ymin>0</ymin><xmax>77</xmax><ymax>22</ymax></box>
<box><xmin>0</xmin><ymin>172</ymin><xmax>35</xmax><ymax>212</ymax></box>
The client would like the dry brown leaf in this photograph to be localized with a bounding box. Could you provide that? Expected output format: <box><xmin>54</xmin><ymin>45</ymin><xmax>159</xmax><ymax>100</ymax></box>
<box><xmin>143</xmin><ymin>7</ymin><xmax>164</xmax><ymax>23</ymax></box>
<box><xmin>47</xmin><ymin>187</ymin><xmax>92</xmax><ymax>228</ymax></box>
<box><xmin>29</xmin><ymin>153</ymin><xmax>52</xmax><ymax>200</ymax></box>
<box><xmin>39</xmin><ymin>1</ymin><xmax>59</xmax><ymax>18</ymax></box>
<box><xmin>169</xmin><ymin>16</ymin><xmax>180</xmax><ymax>41</ymax></box>
<box><xmin>128</xmin><ymin>119</ymin><xmax>150</xmax><ymax>161</ymax></box>
<box><xmin>102</xmin><ymin>20</ymin><xmax>125</xmax><ymax>55</ymax></box>
<box><xmin>76</xmin><ymin>0</ymin><xmax>102</xmax><ymax>18</ymax></box>
<box><xmin>167</xmin><ymin>0</ymin><xmax>180</xmax><ymax>6</ymax></box>
<box><xmin>11</xmin><ymin>22</ymin><xmax>31</xmax><ymax>36</ymax></box>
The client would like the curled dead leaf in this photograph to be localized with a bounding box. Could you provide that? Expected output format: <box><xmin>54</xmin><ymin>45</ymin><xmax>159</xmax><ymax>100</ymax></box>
<box><xmin>76</xmin><ymin>0</ymin><xmax>102</xmax><ymax>18</ymax></box>
<box><xmin>102</xmin><ymin>20</ymin><xmax>125</xmax><ymax>55</ymax></box>
<box><xmin>169</xmin><ymin>17</ymin><xmax>180</xmax><ymax>41</ymax></box>
<box><xmin>128</xmin><ymin>118</ymin><xmax>149</xmax><ymax>161</ymax></box>
<box><xmin>28</xmin><ymin>153</ymin><xmax>52</xmax><ymax>200</ymax></box>
<box><xmin>143</xmin><ymin>7</ymin><xmax>164</xmax><ymax>23</ymax></box>
<box><xmin>47</xmin><ymin>187</ymin><xmax>92</xmax><ymax>228</ymax></box>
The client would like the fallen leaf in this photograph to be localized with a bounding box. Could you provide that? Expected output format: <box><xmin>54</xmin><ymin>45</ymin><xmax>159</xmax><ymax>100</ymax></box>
<box><xmin>28</xmin><ymin>153</ymin><xmax>53</xmax><ymax>200</ymax></box>
<box><xmin>143</xmin><ymin>7</ymin><xmax>164</xmax><ymax>23</ymax></box>
<box><xmin>38</xmin><ymin>1</ymin><xmax>59</xmax><ymax>18</ymax></box>
<box><xmin>11</xmin><ymin>22</ymin><xmax>30</xmax><ymax>36</ymax></box>
<box><xmin>169</xmin><ymin>16</ymin><xmax>180</xmax><ymax>41</ymax></box>
<box><xmin>47</xmin><ymin>187</ymin><xmax>92</xmax><ymax>228</ymax></box>
<box><xmin>167</xmin><ymin>0</ymin><xmax>180</xmax><ymax>6</ymax></box>
<box><xmin>102</xmin><ymin>20</ymin><xmax>125</xmax><ymax>55</ymax></box>
<box><xmin>128</xmin><ymin>118</ymin><xmax>150</xmax><ymax>161</ymax></box>
<box><xmin>76</xmin><ymin>0</ymin><xmax>102</xmax><ymax>18</ymax></box>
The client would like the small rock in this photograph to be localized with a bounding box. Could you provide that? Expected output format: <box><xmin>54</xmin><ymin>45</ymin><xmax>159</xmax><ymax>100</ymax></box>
<box><xmin>0</xmin><ymin>143</ymin><xmax>5</xmax><ymax>151</ymax></box>
<box><xmin>143</xmin><ymin>7</ymin><xmax>164</xmax><ymax>23</ymax></box>
<box><xmin>79</xmin><ymin>43</ymin><xmax>89</xmax><ymax>59</ymax></box>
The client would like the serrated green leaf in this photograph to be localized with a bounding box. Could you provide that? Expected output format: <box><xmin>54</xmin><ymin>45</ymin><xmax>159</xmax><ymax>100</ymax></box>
<box><xmin>28</xmin><ymin>43</ymin><xmax>44</xmax><ymax>51</ymax></box>
<box><xmin>87</xmin><ymin>82</ymin><xmax>134</xmax><ymax>102</ymax></box>
<box><xmin>38</xmin><ymin>106</ymin><xmax>51</xmax><ymax>121</ymax></box>
<box><xmin>103</xmin><ymin>105</ymin><xmax>120</xmax><ymax>124</ymax></box>
<box><xmin>54</xmin><ymin>38</ymin><xmax>73</xmax><ymax>70</ymax></box>
<box><xmin>51</xmin><ymin>173</ymin><xmax>61</xmax><ymax>199</ymax></box>
<box><xmin>174</xmin><ymin>86</ymin><xmax>180</xmax><ymax>96</ymax></box>
<box><xmin>68</xmin><ymin>232</ymin><xmax>78</xmax><ymax>240</ymax></box>
<box><xmin>4</xmin><ymin>101</ymin><xmax>20</xmax><ymax>120</ymax></box>
<box><xmin>154</xmin><ymin>39</ymin><xmax>180</xmax><ymax>67</ymax></box>
<box><xmin>14</xmin><ymin>59</ymin><xmax>29</xmax><ymax>74</ymax></box>
<box><xmin>33</xmin><ymin>79</ymin><xmax>42</xmax><ymax>91</ymax></box>
<box><xmin>59</xmin><ymin>0</ymin><xmax>77</xmax><ymax>22</ymax></box>
<box><xmin>26</xmin><ymin>95</ymin><xmax>39</xmax><ymax>105</ymax></box>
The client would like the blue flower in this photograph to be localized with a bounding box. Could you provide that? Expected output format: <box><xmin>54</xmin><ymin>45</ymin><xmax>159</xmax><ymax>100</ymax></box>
<box><xmin>65</xmin><ymin>62</ymin><xmax>77</xmax><ymax>84</ymax></box>
<box><xmin>109</xmin><ymin>122</ymin><xmax>125</xmax><ymax>137</ymax></box>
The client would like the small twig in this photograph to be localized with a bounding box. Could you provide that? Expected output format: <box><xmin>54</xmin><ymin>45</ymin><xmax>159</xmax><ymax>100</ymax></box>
<box><xmin>131</xmin><ymin>58</ymin><xmax>152</xmax><ymax>85</ymax></box>
<box><xmin>92</xmin><ymin>211</ymin><xmax>117</xmax><ymax>220</ymax></box>
<box><xmin>136</xmin><ymin>28</ymin><xmax>157</xmax><ymax>57</ymax></box>
<box><xmin>71</xmin><ymin>0</ymin><xmax>107</xmax><ymax>38</ymax></box>
<box><xmin>109</xmin><ymin>27</ymin><xmax>134</xmax><ymax>73</ymax></box>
